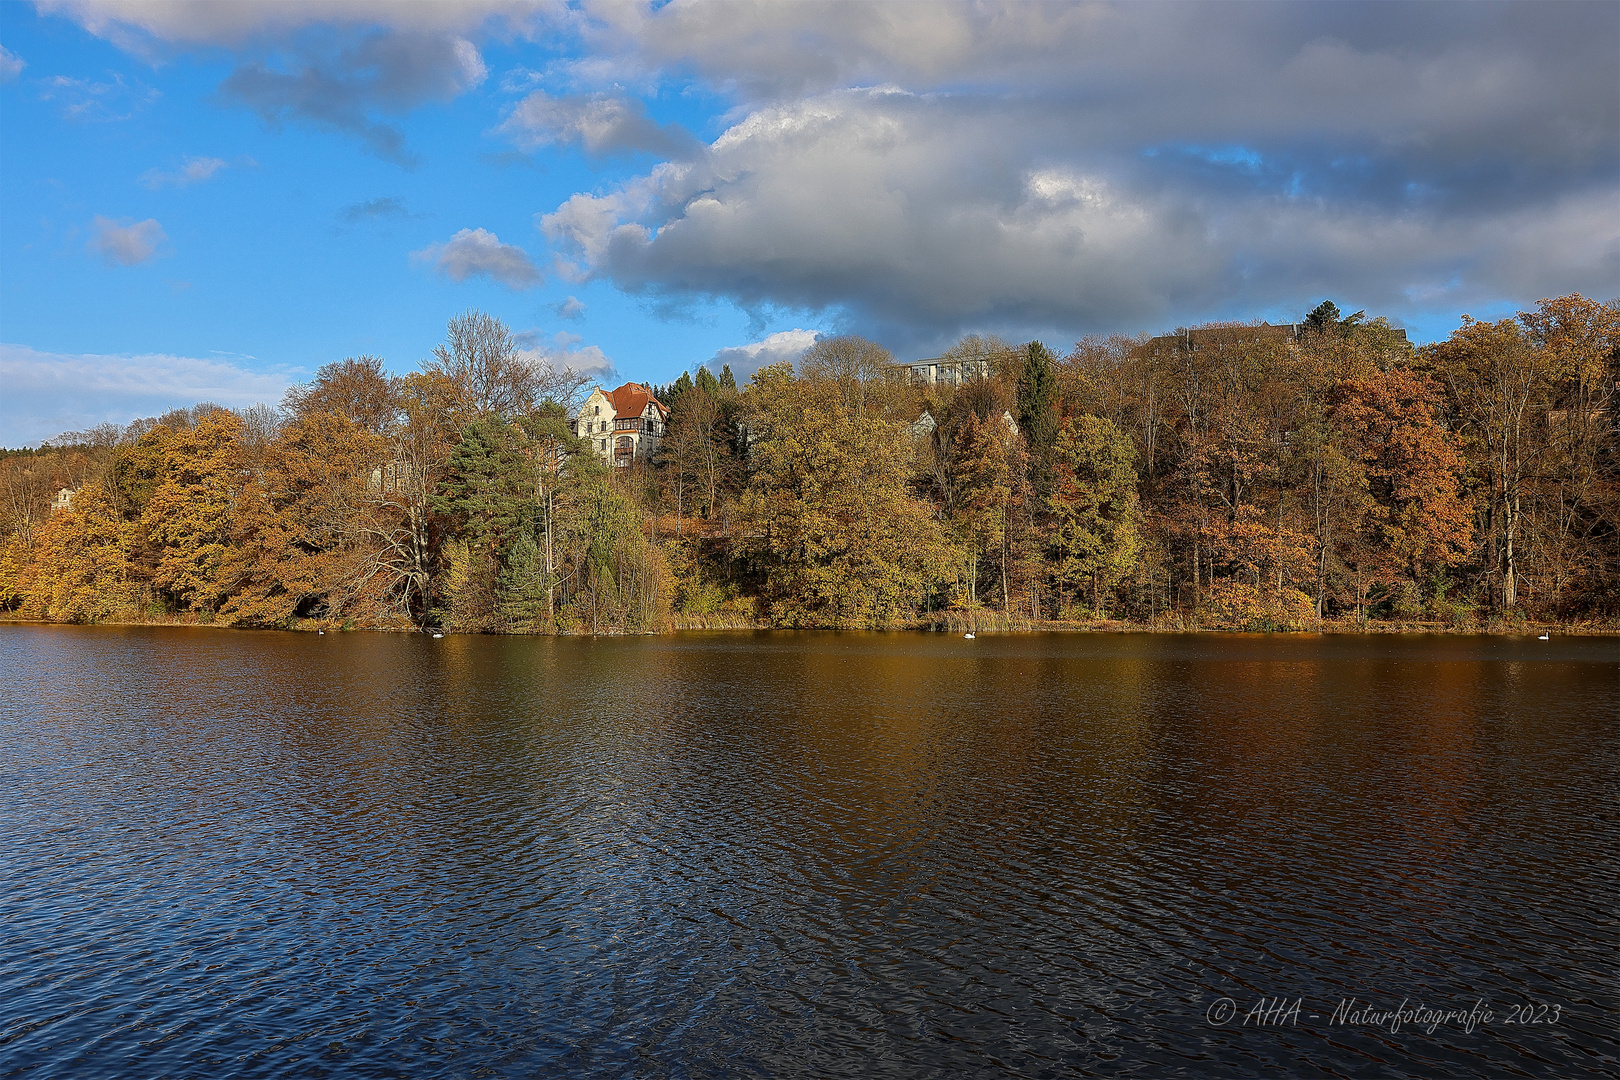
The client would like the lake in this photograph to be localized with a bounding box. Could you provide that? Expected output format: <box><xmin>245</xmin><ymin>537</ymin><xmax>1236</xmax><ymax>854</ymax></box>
<box><xmin>1</xmin><ymin>626</ymin><xmax>1615</xmax><ymax>1078</ymax></box>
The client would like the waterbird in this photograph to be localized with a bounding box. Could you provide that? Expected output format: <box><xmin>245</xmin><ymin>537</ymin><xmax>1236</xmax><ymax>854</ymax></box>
<box><xmin>318</xmin><ymin>630</ymin><xmax>324</xmax><ymax>635</ymax></box>
<box><xmin>432</xmin><ymin>632</ymin><xmax>445</xmax><ymax>639</ymax></box>
<box><xmin>1538</xmin><ymin>632</ymin><xmax>1550</xmax><ymax>640</ymax></box>
<box><xmin>964</xmin><ymin>632</ymin><xmax>975</xmax><ymax>639</ymax></box>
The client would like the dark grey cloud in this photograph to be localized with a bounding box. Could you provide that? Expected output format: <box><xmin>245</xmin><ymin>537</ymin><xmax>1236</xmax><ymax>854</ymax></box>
<box><xmin>45</xmin><ymin>2</ymin><xmax>529</xmax><ymax>162</ymax></box>
<box><xmin>538</xmin><ymin>2</ymin><xmax>1618</xmax><ymax>347</ymax></box>
<box><xmin>219</xmin><ymin>31</ymin><xmax>487</xmax><ymax>164</ymax></box>
<box><xmin>498</xmin><ymin>91</ymin><xmax>700</xmax><ymax>160</ymax></box>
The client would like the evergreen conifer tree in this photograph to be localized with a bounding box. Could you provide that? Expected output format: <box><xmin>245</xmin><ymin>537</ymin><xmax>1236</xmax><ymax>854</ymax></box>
<box><xmin>1016</xmin><ymin>341</ymin><xmax>1059</xmax><ymax>484</ymax></box>
<box><xmin>496</xmin><ymin>529</ymin><xmax>552</xmax><ymax>631</ymax></box>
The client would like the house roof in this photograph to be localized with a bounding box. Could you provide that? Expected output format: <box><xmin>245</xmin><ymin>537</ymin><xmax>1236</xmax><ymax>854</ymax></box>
<box><xmin>606</xmin><ymin>382</ymin><xmax>669</xmax><ymax>420</ymax></box>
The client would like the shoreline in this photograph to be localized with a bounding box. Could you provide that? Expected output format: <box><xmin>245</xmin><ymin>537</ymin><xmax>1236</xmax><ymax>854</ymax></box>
<box><xmin>3</xmin><ymin>613</ymin><xmax>1614</xmax><ymax>637</ymax></box>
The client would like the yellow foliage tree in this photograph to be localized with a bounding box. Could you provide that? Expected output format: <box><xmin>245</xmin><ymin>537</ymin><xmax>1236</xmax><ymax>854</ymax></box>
<box><xmin>20</xmin><ymin>480</ymin><xmax>140</xmax><ymax>622</ymax></box>
<box><xmin>741</xmin><ymin>364</ymin><xmax>950</xmax><ymax>627</ymax></box>
<box><xmin>142</xmin><ymin>410</ymin><xmax>244</xmax><ymax>614</ymax></box>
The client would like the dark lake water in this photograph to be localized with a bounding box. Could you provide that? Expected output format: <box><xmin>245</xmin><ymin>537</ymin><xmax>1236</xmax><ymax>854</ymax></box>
<box><xmin>1</xmin><ymin>626</ymin><xmax>1616</xmax><ymax>1078</ymax></box>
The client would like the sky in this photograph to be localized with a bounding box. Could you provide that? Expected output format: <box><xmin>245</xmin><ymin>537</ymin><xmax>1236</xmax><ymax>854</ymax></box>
<box><xmin>1</xmin><ymin>0</ymin><xmax>1616</xmax><ymax>446</ymax></box>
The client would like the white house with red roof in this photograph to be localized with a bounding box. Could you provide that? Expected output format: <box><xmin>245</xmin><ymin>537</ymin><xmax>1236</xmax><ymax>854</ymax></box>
<box><xmin>573</xmin><ymin>382</ymin><xmax>670</xmax><ymax>467</ymax></box>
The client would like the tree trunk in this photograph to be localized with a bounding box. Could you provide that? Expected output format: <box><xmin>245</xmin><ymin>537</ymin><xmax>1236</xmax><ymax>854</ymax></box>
<box><xmin>1504</xmin><ymin>489</ymin><xmax>1519</xmax><ymax>610</ymax></box>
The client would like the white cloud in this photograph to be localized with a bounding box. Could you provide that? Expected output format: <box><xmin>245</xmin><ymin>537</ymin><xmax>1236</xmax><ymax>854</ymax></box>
<box><xmin>411</xmin><ymin>227</ymin><xmax>540</xmax><ymax>289</ymax></box>
<box><xmin>90</xmin><ymin>216</ymin><xmax>166</xmax><ymax>265</ymax></box>
<box><xmin>139</xmin><ymin>154</ymin><xmax>229</xmax><ymax>188</ymax></box>
<box><xmin>0</xmin><ymin>44</ymin><xmax>24</xmax><ymax>83</ymax></box>
<box><xmin>515</xmin><ymin>330</ymin><xmax>615</xmax><ymax>380</ymax></box>
<box><xmin>0</xmin><ymin>343</ymin><xmax>292</xmax><ymax>447</ymax></box>
<box><xmin>497</xmin><ymin>91</ymin><xmax>698</xmax><ymax>159</ymax></box>
<box><xmin>39</xmin><ymin>72</ymin><xmax>160</xmax><ymax>122</ymax></box>
<box><xmin>35</xmin><ymin>1</ymin><xmax>555</xmax><ymax>51</ymax></box>
<box><xmin>706</xmin><ymin>329</ymin><xmax>821</xmax><ymax>380</ymax></box>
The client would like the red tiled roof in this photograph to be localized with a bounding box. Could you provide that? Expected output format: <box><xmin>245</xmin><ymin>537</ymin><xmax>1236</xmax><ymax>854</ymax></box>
<box><xmin>607</xmin><ymin>382</ymin><xmax>668</xmax><ymax>421</ymax></box>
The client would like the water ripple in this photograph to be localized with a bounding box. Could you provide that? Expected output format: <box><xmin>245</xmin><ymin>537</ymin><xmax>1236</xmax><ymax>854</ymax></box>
<box><xmin>1</xmin><ymin>627</ymin><xmax>1615</xmax><ymax>1078</ymax></box>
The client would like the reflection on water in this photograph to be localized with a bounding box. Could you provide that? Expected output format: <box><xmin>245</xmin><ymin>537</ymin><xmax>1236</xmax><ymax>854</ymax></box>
<box><xmin>1</xmin><ymin>627</ymin><xmax>1615</xmax><ymax>1078</ymax></box>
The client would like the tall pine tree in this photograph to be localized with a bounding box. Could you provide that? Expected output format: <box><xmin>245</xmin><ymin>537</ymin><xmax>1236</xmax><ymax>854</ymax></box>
<box><xmin>1016</xmin><ymin>341</ymin><xmax>1059</xmax><ymax>487</ymax></box>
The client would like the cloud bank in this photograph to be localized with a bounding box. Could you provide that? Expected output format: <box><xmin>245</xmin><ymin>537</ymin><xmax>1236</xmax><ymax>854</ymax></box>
<box><xmin>533</xmin><ymin>3</ymin><xmax>1619</xmax><ymax>346</ymax></box>
<box><xmin>0</xmin><ymin>343</ymin><xmax>292</xmax><ymax>446</ymax></box>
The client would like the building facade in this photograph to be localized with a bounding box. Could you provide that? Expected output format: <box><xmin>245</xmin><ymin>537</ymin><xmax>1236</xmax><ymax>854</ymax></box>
<box><xmin>573</xmin><ymin>382</ymin><xmax>670</xmax><ymax>467</ymax></box>
<box><xmin>897</xmin><ymin>356</ymin><xmax>993</xmax><ymax>386</ymax></box>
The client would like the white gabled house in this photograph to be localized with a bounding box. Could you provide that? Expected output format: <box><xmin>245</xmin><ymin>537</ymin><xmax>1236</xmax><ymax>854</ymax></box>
<box><xmin>573</xmin><ymin>382</ymin><xmax>670</xmax><ymax>467</ymax></box>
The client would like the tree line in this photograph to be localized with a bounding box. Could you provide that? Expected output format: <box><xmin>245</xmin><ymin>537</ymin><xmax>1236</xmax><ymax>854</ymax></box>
<box><xmin>2</xmin><ymin>296</ymin><xmax>1615</xmax><ymax>632</ymax></box>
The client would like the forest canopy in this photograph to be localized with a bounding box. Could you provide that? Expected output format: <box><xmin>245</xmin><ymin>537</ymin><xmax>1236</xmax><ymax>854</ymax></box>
<box><xmin>4</xmin><ymin>296</ymin><xmax>1617</xmax><ymax>632</ymax></box>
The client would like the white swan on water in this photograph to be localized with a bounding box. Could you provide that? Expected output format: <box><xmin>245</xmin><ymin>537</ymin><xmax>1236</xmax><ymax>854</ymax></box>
<box><xmin>964</xmin><ymin>632</ymin><xmax>976</xmax><ymax>639</ymax></box>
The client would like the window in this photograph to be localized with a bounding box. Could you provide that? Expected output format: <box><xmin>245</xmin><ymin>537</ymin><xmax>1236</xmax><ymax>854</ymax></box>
<box><xmin>599</xmin><ymin>439</ymin><xmax>606</xmax><ymax>451</ymax></box>
<box><xmin>593</xmin><ymin>405</ymin><xmax>600</xmax><ymax>416</ymax></box>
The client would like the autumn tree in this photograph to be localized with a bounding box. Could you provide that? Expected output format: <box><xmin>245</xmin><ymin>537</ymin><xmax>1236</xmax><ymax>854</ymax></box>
<box><xmin>219</xmin><ymin>411</ymin><xmax>386</xmax><ymax>626</ymax></box>
<box><xmin>142</xmin><ymin>410</ymin><xmax>245</xmax><ymax>614</ymax></box>
<box><xmin>658</xmin><ymin>375</ymin><xmax>739</xmax><ymax>525</ymax></box>
<box><xmin>1517</xmin><ymin>295</ymin><xmax>1620</xmax><ymax>613</ymax></box>
<box><xmin>799</xmin><ymin>335</ymin><xmax>906</xmax><ymax>421</ymax></box>
<box><xmin>344</xmin><ymin>372</ymin><xmax>457</xmax><ymax>627</ymax></box>
<box><xmin>947</xmin><ymin>409</ymin><xmax>1016</xmax><ymax>608</ymax></box>
<box><xmin>424</xmin><ymin>310</ymin><xmax>589</xmax><ymax>421</ymax></box>
<box><xmin>17</xmin><ymin>480</ymin><xmax>140</xmax><ymax>622</ymax></box>
<box><xmin>1427</xmin><ymin>317</ymin><xmax>1552</xmax><ymax>610</ymax></box>
<box><xmin>740</xmin><ymin>364</ymin><xmax>949</xmax><ymax>627</ymax></box>
<box><xmin>1329</xmin><ymin>370</ymin><xmax>1471</xmax><ymax>589</ymax></box>
<box><xmin>282</xmin><ymin>356</ymin><xmax>398</xmax><ymax>435</ymax></box>
<box><xmin>1047</xmin><ymin>415</ymin><xmax>1142</xmax><ymax>618</ymax></box>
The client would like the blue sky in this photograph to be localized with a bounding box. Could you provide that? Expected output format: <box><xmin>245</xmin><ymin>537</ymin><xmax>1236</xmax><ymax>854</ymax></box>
<box><xmin>2</xmin><ymin>1</ymin><xmax>1616</xmax><ymax>445</ymax></box>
